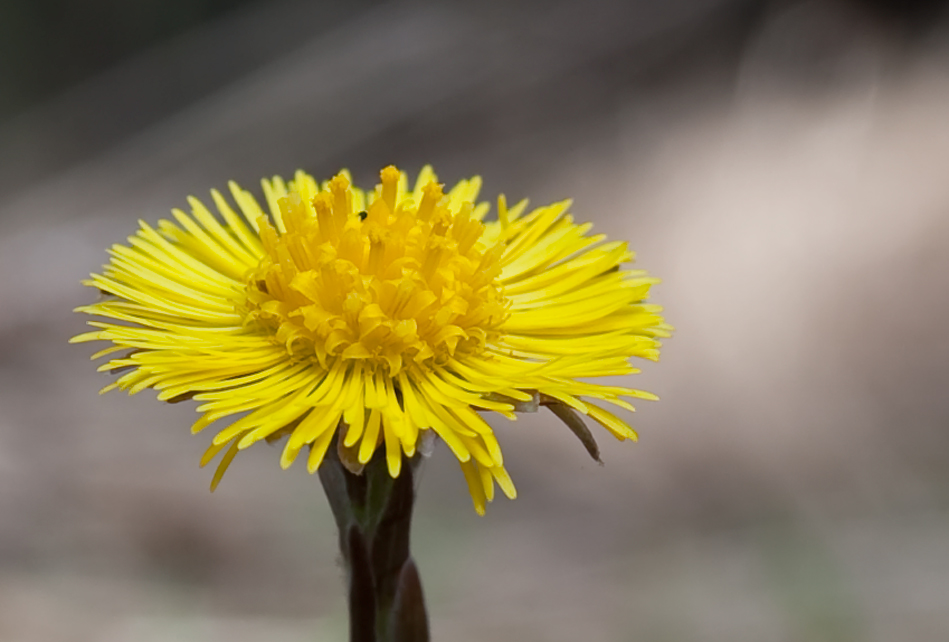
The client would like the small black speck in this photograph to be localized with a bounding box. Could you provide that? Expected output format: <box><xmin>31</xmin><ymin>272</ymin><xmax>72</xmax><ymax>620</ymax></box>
<box><xmin>358</xmin><ymin>211</ymin><xmax>368</xmax><ymax>221</ymax></box>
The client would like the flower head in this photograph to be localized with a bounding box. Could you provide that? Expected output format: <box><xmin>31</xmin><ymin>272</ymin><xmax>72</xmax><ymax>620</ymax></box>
<box><xmin>73</xmin><ymin>166</ymin><xmax>671</xmax><ymax>514</ymax></box>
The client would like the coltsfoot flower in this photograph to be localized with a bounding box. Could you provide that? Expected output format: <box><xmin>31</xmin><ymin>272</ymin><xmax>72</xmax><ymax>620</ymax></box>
<box><xmin>72</xmin><ymin>166</ymin><xmax>671</xmax><ymax>513</ymax></box>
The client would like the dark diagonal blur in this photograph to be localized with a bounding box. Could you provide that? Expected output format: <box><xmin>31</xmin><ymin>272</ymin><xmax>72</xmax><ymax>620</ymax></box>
<box><xmin>1</xmin><ymin>0</ymin><xmax>948</xmax><ymax>640</ymax></box>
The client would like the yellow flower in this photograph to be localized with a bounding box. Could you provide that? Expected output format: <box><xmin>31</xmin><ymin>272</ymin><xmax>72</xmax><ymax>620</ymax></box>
<box><xmin>72</xmin><ymin>166</ymin><xmax>671</xmax><ymax>514</ymax></box>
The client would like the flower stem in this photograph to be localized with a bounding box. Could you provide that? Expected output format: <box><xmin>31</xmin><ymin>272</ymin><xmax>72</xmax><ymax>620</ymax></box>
<box><xmin>318</xmin><ymin>434</ymin><xmax>430</xmax><ymax>642</ymax></box>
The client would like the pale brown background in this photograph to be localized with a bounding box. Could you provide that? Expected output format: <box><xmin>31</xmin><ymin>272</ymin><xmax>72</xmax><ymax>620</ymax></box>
<box><xmin>1</xmin><ymin>1</ymin><xmax>949</xmax><ymax>640</ymax></box>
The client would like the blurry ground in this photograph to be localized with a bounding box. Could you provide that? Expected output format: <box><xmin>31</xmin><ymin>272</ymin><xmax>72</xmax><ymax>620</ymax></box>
<box><xmin>2</xmin><ymin>0</ymin><xmax>949</xmax><ymax>640</ymax></box>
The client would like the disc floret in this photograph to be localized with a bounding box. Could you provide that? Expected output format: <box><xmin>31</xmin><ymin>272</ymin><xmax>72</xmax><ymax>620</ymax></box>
<box><xmin>242</xmin><ymin>166</ymin><xmax>509</xmax><ymax>376</ymax></box>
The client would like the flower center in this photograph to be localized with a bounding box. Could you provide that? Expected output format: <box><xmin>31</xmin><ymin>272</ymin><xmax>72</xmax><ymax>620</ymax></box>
<box><xmin>241</xmin><ymin>167</ymin><xmax>509</xmax><ymax>375</ymax></box>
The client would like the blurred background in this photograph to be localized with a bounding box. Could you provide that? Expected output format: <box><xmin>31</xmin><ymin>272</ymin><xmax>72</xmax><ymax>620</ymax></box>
<box><xmin>2</xmin><ymin>0</ymin><xmax>949</xmax><ymax>640</ymax></box>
